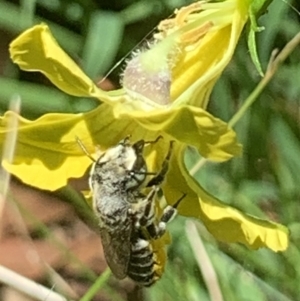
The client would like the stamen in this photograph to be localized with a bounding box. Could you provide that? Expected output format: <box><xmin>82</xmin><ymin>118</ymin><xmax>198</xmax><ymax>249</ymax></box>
<box><xmin>175</xmin><ymin>1</ymin><xmax>204</xmax><ymax>25</ymax></box>
<box><xmin>156</xmin><ymin>0</ymin><xmax>235</xmax><ymax>51</ymax></box>
<box><xmin>181</xmin><ymin>21</ymin><xmax>213</xmax><ymax>49</ymax></box>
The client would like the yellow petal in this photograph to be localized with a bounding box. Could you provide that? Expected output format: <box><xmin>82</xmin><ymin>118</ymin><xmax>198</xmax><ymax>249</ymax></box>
<box><xmin>115</xmin><ymin>104</ymin><xmax>242</xmax><ymax>162</ymax></box>
<box><xmin>163</xmin><ymin>144</ymin><xmax>289</xmax><ymax>252</ymax></box>
<box><xmin>10</xmin><ymin>24</ymin><xmax>95</xmax><ymax>97</ymax></box>
<box><xmin>171</xmin><ymin>0</ymin><xmax>249</xmax><ymax>108</ymax></box>
<box><xmin>1</xmin><ymin>104</ymin><xmax>135</xmax><ymax>190</ymax></box>
<box><xmin>9</xmin><ymin>24</ymin><xmax>125</xmax><ymax>105</ymax></box>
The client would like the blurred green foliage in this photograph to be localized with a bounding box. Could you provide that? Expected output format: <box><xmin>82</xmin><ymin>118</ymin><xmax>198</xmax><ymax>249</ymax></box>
<box><xmin>1</xmin><ymin>0</ymin><xmax>300</xmax><ymax>300</ymax></box>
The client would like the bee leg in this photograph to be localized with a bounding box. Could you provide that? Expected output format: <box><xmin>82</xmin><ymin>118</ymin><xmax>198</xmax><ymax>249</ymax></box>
<box><xmin>138</xmin><ymin>186</ymin><xmax>159</xmax><ymax>229</ymax></box>
<box><xmin>146</xmin><ymin>141</ymin><xmax>174</xmax><ymax>187</ymax></box>
<box><xmin>146</xmin><ymin>193</ymin><xmax>186</xmax><ymax>239</ymax></box>
<box><xmin>143</xmin><ymin>135</ymin><xmax>163</xmax><ymax>146</ymax></box>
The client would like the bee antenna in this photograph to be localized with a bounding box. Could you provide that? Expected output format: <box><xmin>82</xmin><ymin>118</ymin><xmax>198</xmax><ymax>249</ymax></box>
<box><xmin>75</xmin><ymin>136</ymin><xmax>96</xmax><ymax>163</ymax></box>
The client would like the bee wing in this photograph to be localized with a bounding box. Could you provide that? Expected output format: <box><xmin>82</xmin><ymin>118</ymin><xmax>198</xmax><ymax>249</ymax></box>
<box><xmin>99</xmin><ymin>224</ymin><xmax>132</xmax><ymax>279</ymax></box>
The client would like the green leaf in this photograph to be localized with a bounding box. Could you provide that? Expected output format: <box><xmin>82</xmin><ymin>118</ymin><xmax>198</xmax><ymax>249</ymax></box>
<box><xmin>247</xmin><ymin>26</ymin><xmax>264</xmax><ymax>76</ymax></box>
<box><xmin>82</xmin><ymin>11</ymin><xmax>124</xmax><ymax>79</ymax></box>
<box><xmin>247</xmin><ymin>0</ymin><xmax>274</xmax><ymax>76</ymax></box>
<box><xmin>0</xmin><ymin>78</ymin><xmax>69</xmax><ymax>115</ymax></box>
<box><xmin>20</xmin><ymin>0</ymin><xmax>37</xmax><ymax>28</ymax></box>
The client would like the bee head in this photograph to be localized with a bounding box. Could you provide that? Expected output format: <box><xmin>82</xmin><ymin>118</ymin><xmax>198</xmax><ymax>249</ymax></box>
<box><xmin>89</xmin><ymin>138</ymin><xmax>147</xmax><ymax>191</ymax></box>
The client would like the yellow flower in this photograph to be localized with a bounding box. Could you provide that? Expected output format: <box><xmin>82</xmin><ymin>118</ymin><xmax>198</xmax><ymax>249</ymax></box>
<box><xmin>2</xmin><ymin>0</ymin><xmax>288</xmax><ymax>252</ymax></box>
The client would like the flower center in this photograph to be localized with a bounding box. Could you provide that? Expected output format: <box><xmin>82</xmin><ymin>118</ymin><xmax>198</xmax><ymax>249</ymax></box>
<box><xmin>121</xmin><ymin>36</ymin><xmax>177</xmax><ymax>111</ymax></box>
<box><xmin>120</xmin><ymin>0</ymin><xmax>236</xmax><ymax>111</ymax></box>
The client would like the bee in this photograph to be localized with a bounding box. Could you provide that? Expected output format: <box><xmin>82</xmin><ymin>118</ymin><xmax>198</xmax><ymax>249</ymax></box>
<box><xmin>77</xmin><ymin>136</ymin><xmax>183</xmax><ymax>286</ymax></box>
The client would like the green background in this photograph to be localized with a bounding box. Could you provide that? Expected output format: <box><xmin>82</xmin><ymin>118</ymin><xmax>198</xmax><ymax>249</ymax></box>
<box><xmin>0</xmin><ymin>0</ymin><xmax>300</xmax><ymax>300</ymax></box>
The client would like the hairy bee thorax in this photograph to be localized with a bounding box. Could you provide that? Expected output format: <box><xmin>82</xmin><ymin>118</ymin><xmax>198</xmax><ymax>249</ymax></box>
<box><xmin>81</xmin><ymin>136</ymin><xmax>184</xmax><ymax>286</ymax></box>
<box><xmin>89</xmin><ymin>137</ymin><xmax>148</xmax><ymax>195</ymax></box>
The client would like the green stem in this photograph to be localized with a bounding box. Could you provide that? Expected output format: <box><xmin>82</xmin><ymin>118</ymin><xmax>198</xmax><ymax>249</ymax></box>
<box><xmin>80</xmin><ymin>269</ymin><xmax>111</xmax><ymax>301</ymax></box>
<box><xmin>189</xmin><ymin>32</ymin><xmax>300</xmax><ymax>176</ymax></box>
<box><xmin>229</xmin><ymin>32</ymin><xmax>300</xmax><ymax>128</ymax></box>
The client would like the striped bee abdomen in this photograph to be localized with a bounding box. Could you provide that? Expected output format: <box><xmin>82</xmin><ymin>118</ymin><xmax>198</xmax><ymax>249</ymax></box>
<box><xmin>127</xmin><ymin>236</ymin><xmax>158</xmax><ymax>287</ymax></box>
